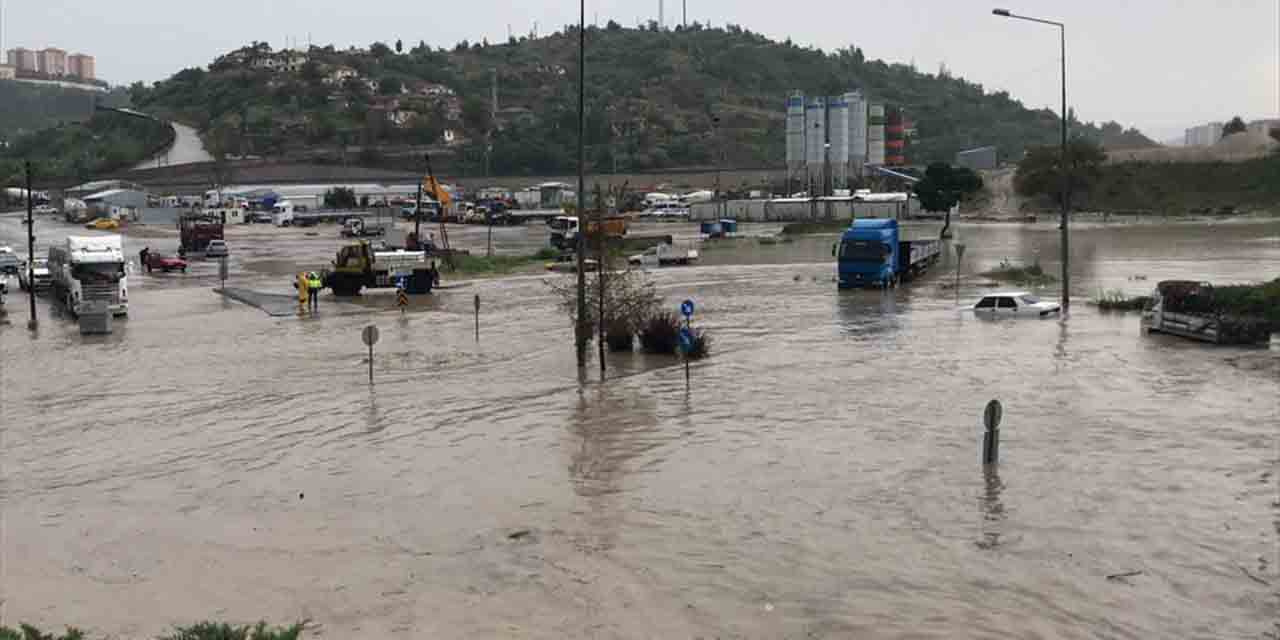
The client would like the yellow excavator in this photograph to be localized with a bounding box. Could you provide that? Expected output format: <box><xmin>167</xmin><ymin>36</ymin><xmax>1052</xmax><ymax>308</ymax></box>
<box><xmin>408</xmin><ymin>156</ymin><xmax>453</xmax><ymax>261</ymax></box>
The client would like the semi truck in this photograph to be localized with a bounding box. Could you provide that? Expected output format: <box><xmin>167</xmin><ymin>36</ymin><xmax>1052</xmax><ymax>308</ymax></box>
<box><xmin>179</xmin><ymin>212</ymin><xmax>225</xmax><ymax>253</ymax></box>
<box><xmin>835</xmin><ymin>218</ymin><xmax>941</xmax><ymax>289</ymax></box>
<box><xmin>341</xmin><ymin>217</ymin><xmax>392</xmax><ymax>238</ymax></box>
<box><xmin>324</xmin><ymin>241</ymin><xmax>437</xmax><ymax>296</ymax></box>
<box><xmin>48</xmin><ymin>235</ymin><xmax>129</xmax><ymax>316</ymax></box>
<box><xmin>548</xmin><ymin>216</ymin><xmax>628</xmax><ymax>250</ymax></box>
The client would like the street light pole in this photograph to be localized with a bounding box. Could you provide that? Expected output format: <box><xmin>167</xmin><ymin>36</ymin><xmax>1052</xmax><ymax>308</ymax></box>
<box><xmin>993</xmin><ymin>8</ymin><xmax>1069</xmax><ymax>310</ymax></box>
<box><xmin>574</xmin><ymin>0</ymin><xmax>588</xmax><ymax>369</ymax></box>
<box><xmin>25</xmin><ymin>161</ymin><xmax>37</xmax><ymax>330</ymax></box>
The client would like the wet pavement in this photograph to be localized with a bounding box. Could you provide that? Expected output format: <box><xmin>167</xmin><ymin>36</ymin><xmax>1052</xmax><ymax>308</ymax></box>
<box><xmin>1</xmin><ymin>212</ymin><xmax>1278</xmax><ymax>638</ymax></box>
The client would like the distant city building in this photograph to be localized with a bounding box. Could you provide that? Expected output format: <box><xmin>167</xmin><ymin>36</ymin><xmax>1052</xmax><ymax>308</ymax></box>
<box><xmin>67</xmin><ymin>53</ymin><xmax>95</xmax><ymax>80</ymax></box>
<box><xmin>6</xmin><ymin>48</ymin><xmax>37</xmax><ymax>72</ymax></box>
<box><xmin>0</xmin><ymin>64</ymin><xmax>15</xmax><ymax>81</ymax></box>
<box><xmin>1184</xmin><ymin>122</ymin><xmax>1224</xmax><ymax>147</ymax></box>
<box><xmin>956</xmin><ymin>146</ymin><xmax>998</xmax><ymax>171</ymax></box>
<box><xmin>37</xmin><ymin>48</ymin><xmax>67</xmax><ymax>76</ymax></box>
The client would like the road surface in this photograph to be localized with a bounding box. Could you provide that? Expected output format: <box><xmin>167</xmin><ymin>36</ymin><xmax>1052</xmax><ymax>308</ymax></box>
<box><xmin>131</xmin><ymin>121</ymin><xmax>214</xmax><ymax>171</ymax></box>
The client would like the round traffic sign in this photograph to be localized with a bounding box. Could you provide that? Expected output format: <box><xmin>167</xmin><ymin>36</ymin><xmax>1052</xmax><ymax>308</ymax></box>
<box><xmin>983</xmin><ymin>399</ymin><xmax>1002</xmax><ymax>430</ymax></box>
<box><xmin>361</xmin><ymin>325</ymin><xmax>380</xmax><ymax>346</ymax></box>
<box><xmin>680</xmin><ymin>299</ymin><xmax>695</xmax><ymax>317</ymax></box>
<box><xmin>678</xmin><ymin>327</ymin><xmax>694</xmax><ymax>352</ymax></box>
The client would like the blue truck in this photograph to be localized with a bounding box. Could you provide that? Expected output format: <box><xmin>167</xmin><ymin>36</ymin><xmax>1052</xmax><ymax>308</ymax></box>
<box><xmin>835</xmin><ymin>219</ymin><xmax>942</xmax><ymax>289</ymax></box>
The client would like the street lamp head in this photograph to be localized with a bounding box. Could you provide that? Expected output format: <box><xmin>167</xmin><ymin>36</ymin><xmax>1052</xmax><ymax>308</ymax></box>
<box><xmin>992</xmin><ymin>8</ymin><xmax>1011</xmax><ymax>16</ymax></box>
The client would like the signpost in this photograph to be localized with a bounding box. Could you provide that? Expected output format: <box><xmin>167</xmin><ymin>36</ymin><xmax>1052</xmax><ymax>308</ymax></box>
<box><xmin>679</xmin><ymin>299</ymin><xmax>695</xmax><ymax>388</ymax></box>
<box><xmin>396</xmin><ymin>277</ymin><xmax>408</xmax><ymax>313</ymax></box>
<box><xmin>362</xmin><ymin>325</ymin><xmax>380</xmax><ymax>384</ymax></box>
<box><xmin>218</xmin><ymin>256</ymin><xmax>229</xmax><ymax>291</ymax></box>
<box><xmin>954</xmin><ymin>243</ymin><xmax>966</xmax><ymax>303</ymax></box>
<box><xmin>982</xmin><ymin>399</ymin><xmax>1002</xmax><ymax>465</ymax></box>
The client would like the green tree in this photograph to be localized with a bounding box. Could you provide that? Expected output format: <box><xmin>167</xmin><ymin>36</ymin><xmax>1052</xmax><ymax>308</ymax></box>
<box><xmin>1222</xmin><ymin>116</ymin><xmax>1247</xmax><ymax>137</ymax></box>
<box><xmin>1014</xmin><ymin>137</ymin><xmax>1106</xmax><ymax>207</ymax></box>
<box><xmin>395</xmin><ymin>39</ymin><xmax>403</xmax><ymax>54</ymax></box>
<box><xmin>461</xmin><ymin>96</ymin><xmax>491</xmax><ymax>134</ymax></box>
<box><xmin>323</xmin><ymin>186</ymin><xmax>357</xmax><ymax>208</ymax></box>
<box><xmin>370</xmin><ymin>42</ymin><xmax>392</xmax><ymax>59</ymax></box>
<box><xmin>914</xmin><ymin>162</ymin><xmax>983</xmax><ymax>237</ymax></box>
<box><xmin>379</xmin><ymin>76</ymin><xmax>403</xmax><ymax>95</ymax></box>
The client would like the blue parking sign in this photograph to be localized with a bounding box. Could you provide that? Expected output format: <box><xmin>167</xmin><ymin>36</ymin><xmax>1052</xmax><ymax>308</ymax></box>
<box><xmin>680</xmin><ymin>299</ymin><xmax>695</xmax><ymax>317</ymax></box>
<box><xmin>678</xmin><ymin>327</ymin><xmax>694</xmax><ymax>352</ymax></box>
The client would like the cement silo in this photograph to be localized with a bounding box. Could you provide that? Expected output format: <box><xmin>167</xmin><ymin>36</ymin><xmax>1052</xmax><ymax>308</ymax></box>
<box><xmin>827</xmin><ymin>95</ymin><xmax>849</xmax><ymax>189</ymax></box>
<box><xmin>867</xmin><ymin>103</ymin><xmax>886</xmax><ymax>167</ymax></box>
<box><xmin>785</xmin><ymin>92</ymin><xmax>806</xmax><ymax>189</ymax></box>
<box><xmin>845</xmin><ymin>90</ymin><xmax>868</xmax><ymax>178</ymax></box>
<box><xmin>885</xmin><ymin>107</ymin><xmax>906</xmax><ymax>166</ymax></box>
<box><xmin>804</xmin><ymin>96</ymin><xmax>827</xmax><ymax>191</ymax></box>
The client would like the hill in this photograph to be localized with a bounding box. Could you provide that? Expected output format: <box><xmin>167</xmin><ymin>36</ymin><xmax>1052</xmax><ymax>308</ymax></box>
<box><xmin>0</xmin><ymin>110</ymin><xmax>173</xmax><ymax>187</ymax></box>
<box><xmin>127</xmin><ymin>25</ymin><xmax>1156</xmax><ymax>177</ymax></box>
<box><xmin>0</xmin><ymin>80</ymin><xmax>130</xmax><ymax>139</ymax></box>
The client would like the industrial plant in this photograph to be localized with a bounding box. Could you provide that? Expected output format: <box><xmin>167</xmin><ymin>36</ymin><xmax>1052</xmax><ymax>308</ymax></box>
<box><xmin>785</xmin><ymin>90</ymin><xmax>910</xmax><ymax>195</ymax></box>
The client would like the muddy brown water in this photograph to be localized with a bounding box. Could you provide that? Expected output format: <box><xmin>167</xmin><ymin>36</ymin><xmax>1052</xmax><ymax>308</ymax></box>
<box><xmin>1</xmin><ymin>213</ymin><xmax>1278</xmax><ymax>638</ymax></box>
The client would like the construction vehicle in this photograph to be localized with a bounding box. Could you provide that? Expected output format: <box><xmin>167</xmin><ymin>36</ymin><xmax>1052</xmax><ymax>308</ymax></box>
<box><xmin>407</xmin><ymin>155</ymin><xmax>455</xmax><ymax>263</ymax></box>
<box><xmin>324</xmin><ymin>241</ymin><xmax>436</xmax><ymax>296</ymax></box>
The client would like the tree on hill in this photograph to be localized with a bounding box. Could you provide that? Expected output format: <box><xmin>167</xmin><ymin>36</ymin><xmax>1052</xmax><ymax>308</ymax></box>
<box><xmin>379</xmin><ymin>76</ymin><xmax>403</xmax><ymax>95</ymax></box>
<box><xmin>370</xmin><ymin>42</ymin><xmax>392</xmax><ymax>59</ymax></box>
<box><xmin>1014</xmin><ymin>137</ymin><xmax>1106</xmax><ymax>208</ymax></box>
<box><xmin>1222</xmin><ymin>116</ymin><xmax>1247</xmax><ymax>137</ymax></box>
<box><xmin>395</xmin><ymin>39</ymin><xmax>403</xmax><ymax>54</ymax></box>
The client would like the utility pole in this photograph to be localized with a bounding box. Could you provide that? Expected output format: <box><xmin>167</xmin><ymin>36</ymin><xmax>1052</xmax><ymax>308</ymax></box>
<box><xmin>25</xmin><ymin>161</ymin><xmax>37</xmax><ymax>329</ymax></box>
<box><xmin>414</xmin><ymin>167</ymin><xmax>423</xmax><ymax>248</ymax></box>
<box><xmin>575</xmin><ymin>0</ymin><xmax>588</xmax><ymax>369</ymax></box>
<box><xmin>683</xmin><ymin>0</ymin><xmax>687</xmax><ymax>27</ymax></box>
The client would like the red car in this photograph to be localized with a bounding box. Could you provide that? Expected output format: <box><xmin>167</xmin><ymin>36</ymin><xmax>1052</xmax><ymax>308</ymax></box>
<box><xmin>145</xmin><ymin>253</ymin><xmax>188</xmax><ymax>273</ymax></box>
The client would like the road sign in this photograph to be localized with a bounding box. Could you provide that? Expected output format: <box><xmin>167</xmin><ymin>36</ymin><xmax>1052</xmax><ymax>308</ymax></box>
<box><xmin>218</xmin><ymin>256</ymin><xmax>228</xmax><ymax>282</ymax></box>
<box><xmin>678</xmin><ymin>327</ymin><xmax>694</xmax><ymax>352</ymax></box>
<box><xmin>680</xmin><ymin>299</ymin><xmax>695</xmax><ymax>317</ymax></box>
<box><xmin>983</xmin><ymin>399</ymin><xmax>1003</xmax><ymax>431</ymax></box>
<box><xmin>397</xmin><ymin>290</ymin><xmax>409</xmax><ymax>308</ymax></box>
<box><xmin>362</xmin><ymin>325</ymin><xmax>380</xmax><ymax>347</ymax></box>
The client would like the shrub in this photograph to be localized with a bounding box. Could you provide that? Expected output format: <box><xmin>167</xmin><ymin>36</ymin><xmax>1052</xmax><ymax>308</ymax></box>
<box><xmin>160</xmin><ymin>621</ymin><xmax>306</xmax><ymax>640</ymax></box>
<box><xmin>605</xmin><ymin>318</ymin><xmax>635</xmax><ymax>352</ymax></box>
<box><xmin>686</xmin><ymin>327</ymin><xmax>711</xmax><ymax>360</ymax></box>
<box><xmin>639</xmin><ymin>312</ymin><xmax>681</xmax><ymax>354</ymax></box>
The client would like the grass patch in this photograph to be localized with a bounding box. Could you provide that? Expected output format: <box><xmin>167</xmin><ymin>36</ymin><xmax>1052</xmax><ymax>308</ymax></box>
<box><xmin>779</xmin><ymin>220</ymin><xmax>851</xmax><ymax>235</ymax></box>
<box><xmin>1093</xmin><ymin>290</ymin><xmax>1152</xmax><ymax>312</ymax></box>
<box><xmin>452</xmin><ymin>248</ymin><xmax>560</xmax><ymax>275</ymax></box>
<box><xmin>981</xmin><ymin>258</ymin><xmax>1057</xmax><ymax>286</ymax></box>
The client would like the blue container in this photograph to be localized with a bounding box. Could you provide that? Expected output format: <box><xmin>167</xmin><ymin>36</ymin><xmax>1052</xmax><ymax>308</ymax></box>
<box><xmin>700</xmin><ymin>221</ymin><xmax>723</xmax><ymax>238</ymax></box>
<box><xmin>719</xmin><ymin>219</ymin><xmax>738</xmax><ymax>234</ymax></box>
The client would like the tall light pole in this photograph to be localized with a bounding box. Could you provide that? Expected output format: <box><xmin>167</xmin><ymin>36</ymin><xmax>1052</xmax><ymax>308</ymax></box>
<box><xmin>993</xmin><ymin>8</ymin><xmax>1070</xmax><ymax>310</ymax></box>
<box><xmin>575</xmin><ymin>0</ymin><xmax>588</xmax><ymax>368</ymax></box>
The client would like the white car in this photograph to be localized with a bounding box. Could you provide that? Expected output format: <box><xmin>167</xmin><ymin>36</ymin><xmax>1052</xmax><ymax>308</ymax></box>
<box><xmin>973</xmin><ymin>292</ymin><xmax>1062</xmax><ymax>317</ymax></box>
<box><xmin>33</xmin><ymin>205</ymin><xmax>58</xmax><ymax>215</ymax></box>
<box><xmin>18</xmin><ymin>256</ymin><xmax>51</xmax><ymax>290</ymax></box>
<box><xmin>205</xmin><ymin>239</ymin><xmax>229</xmax><ymax>258</ymax></box>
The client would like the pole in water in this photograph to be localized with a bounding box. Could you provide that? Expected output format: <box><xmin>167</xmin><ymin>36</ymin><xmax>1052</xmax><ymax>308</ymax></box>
<box><xmin>362</xmin><ymin>325</ymin><xmax>380</xmax><ymax>384</ymax></box>
<box><xmin>474</xmin><ymin>294</ymin><xmax>480</xmax><ymax>342</ymax></box>
<box><xmin>982</xmin><ymin>399</ymin><xmax>1002</xmax><ymax>465</ymax></box>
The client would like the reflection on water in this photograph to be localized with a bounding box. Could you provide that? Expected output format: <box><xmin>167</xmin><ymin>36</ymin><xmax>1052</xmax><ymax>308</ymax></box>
<box><xmin>977</xmin><ymin>467</ymin><xmax>1006</xmax><ymax>550</ymax></box>
<box><xmin>835</xmin><ymin>288</ymin><xmax>905</xmax><ymax>337</ymax></box>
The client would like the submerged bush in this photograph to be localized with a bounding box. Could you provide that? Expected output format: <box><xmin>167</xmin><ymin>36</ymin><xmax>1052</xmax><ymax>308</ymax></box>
<box><xmin>686</xmin><ymin>327</ymin><xmax>711</xmax><ymax>360</ymax></box>
<box><xmin>639</xmin><ymin>312</ymin><xmax>681</xmax><ymax>354</ymax></box>
<box><xmin>0</xmin><ymin>622</ymin><xmax>304</xmax><ymax>640</ymax></box>
<box><xmin>605</xmin><ymin>318</ymin><xmax>635</xmax><ymax>352</ymax></box>
<box><xmin>1094</xmin><ymin>290</ymin><xmax>1152</xmax><ymax>312</ymax></box>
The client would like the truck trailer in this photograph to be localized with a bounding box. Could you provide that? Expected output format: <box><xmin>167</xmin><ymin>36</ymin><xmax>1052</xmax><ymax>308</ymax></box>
<box><xmin>836</xmin><ymin>219</ymin><xmax>941</xmax><ymax>289</ymax></box>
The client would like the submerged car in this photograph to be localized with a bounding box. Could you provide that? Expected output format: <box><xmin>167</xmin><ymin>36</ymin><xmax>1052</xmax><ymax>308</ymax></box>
<box><xmin>973</xmin><ymin>292</ymin><xmax>1062</xmax><ymax>317</ymax></box>
<box><xmin>0</xmin><ymin>247</ymin><xmax>20</xmax><ymax>275</ymax></box>
<box><xmin>205</xmin><ymin>239</ymin><xmax>229</xmax><ymax>258</ymax></box>
<box><xmin>145</xmin><ymin>253</ymin><xmax>188</xmax><ymax>273</ymax></box>
<box><xmin>18</xmin><ymin>256</ymin><xmax>51</xmax><ymax>290</ymax></box>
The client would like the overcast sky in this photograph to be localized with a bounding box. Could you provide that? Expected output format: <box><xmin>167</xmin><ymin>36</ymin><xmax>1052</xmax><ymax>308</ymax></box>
<box><xmin>3</xmin><ymin>0</ymin><xmax>1276</xmax><ymax>141</ymax></box>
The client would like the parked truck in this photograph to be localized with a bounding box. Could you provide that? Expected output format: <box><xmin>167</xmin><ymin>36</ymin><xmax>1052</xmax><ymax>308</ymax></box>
<box><xmin>628</xmin><ymin>243</ymin><xmax>700</xmax><ymax>267</ymax></box>
<box><xmin>48</xmin><ymin>235</ymin><xmax>129</xmax><ymax>316</ymax></box>
<box><xmin>324</xmin><ymin>241</ymin><xmax>437</xmax><ymax>296</ymax></box>
<box><xmin>341</xmin><ymin>217</ymin><xmax>391</xmax><ymax>238</ymax></box>
<box><xmin>1142</xmin><ymin>279</ymin><xmax>1273</xmax><ymax>345</ymax></box>
<box><xmin>179</xmin><ymin>212</ymin><xmax>225</xmax><ymax>253</ymax></box>
<box><xmin>548</xmin><ymin>215</ymin><xmax>628</xmax><ymax>250</ymax></box>
<box><xmin>835</xmin><ymin>218</ymin><xmax>941</xmax><ymax>289</ymax></box>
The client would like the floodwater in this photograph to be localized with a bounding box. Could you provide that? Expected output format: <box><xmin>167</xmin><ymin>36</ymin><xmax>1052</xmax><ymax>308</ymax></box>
<box><xmin>1</xmin><ymin>213</ymin><xmax>1278</xmax><ymax>638</ymax></box>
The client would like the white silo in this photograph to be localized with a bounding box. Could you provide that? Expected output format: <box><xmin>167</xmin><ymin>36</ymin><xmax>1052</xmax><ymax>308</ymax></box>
<box><xmin>867</xmin><ymin>102</ymin><xmax>886</xmax><ymax>167</ymax></box>
<box><xmin>827</xmin><ymin>95</ymin><xmax>849</xmax><ymax>189</ymax></box>
<box><xmin>845</xmin><ymin>91</ymin><xmax>868</xmax><ymax>175</ymax></box>
<box><xmin>805</xmin><ymin>96</ymin><xmax>826</xmax><ymax>191</ymax></box>
<box><xmin>785</xmin><ymin>92</ymin><xmax>806</xmax><ymax>187</ymax></box>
